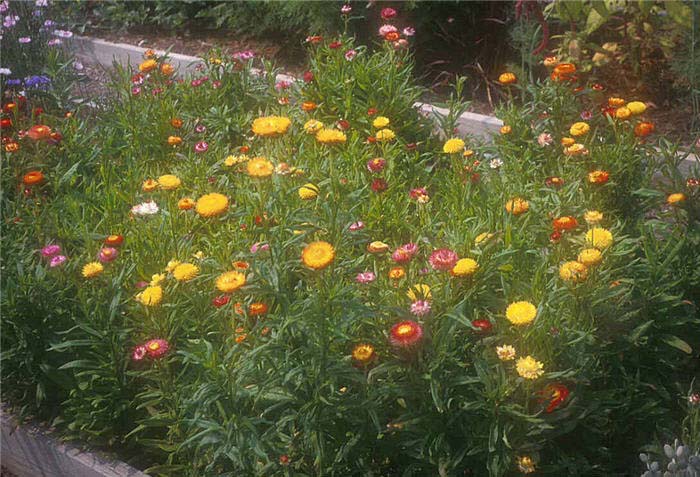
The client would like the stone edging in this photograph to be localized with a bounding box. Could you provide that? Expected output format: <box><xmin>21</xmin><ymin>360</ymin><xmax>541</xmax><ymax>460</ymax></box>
<box><xmin>70</xmin><ymin>35</ymin><xmax>503</xmax><ymax>139</ymax></box>
<box><xmin>1</xmin><ymin>405</ymin><xmax>149</xmax><ymax>477</ymax></box>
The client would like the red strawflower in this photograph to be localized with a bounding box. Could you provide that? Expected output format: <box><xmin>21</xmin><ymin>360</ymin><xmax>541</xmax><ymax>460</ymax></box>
<box><xmin>538</xmin><ymin>383</ymin><xmax>570</xmax><ymax>412</ymax></box>
<box><xmin>371</xmin><ymin>178</ymin><xmax>388</xmax><ymax>193</ymax></box>
<box><xmin>144</xmin><ymin>339</ymin><xmax>170</xmax><ymax>359</ymax></box>
<box><xmin>552</xmin><ymin>216</ymin><xmax>578</xmax><ymax>232</ymax></box>
<box><xmin>381</xmin><ymin>7</ymin><xmax>397</xmax><ymax>20</ymax></box>
<box><xmin>212</xmin><ymin>295</ymin><xmax>231</xmax><ymax>308</ymax></box>
<box><xmin>303</xmin><ymin>71</ymin><xmax>314</xmax><ymax>83</ymax></box>
<box><xmin>471</xmin><ymin>319</ymin><xmax>493</xmax><ymax>333</ymax></box>
<box><xmin>389</xmin><ymin>320</ymin><xmax>423</xmax><ymax>348</ymax></box>
<box><xmin>105</xmin><ymin>234</ymin><xmax>124</xmax><ymax>246</ymax></box>
<box><xmin>329</xmin><ymin>41</ymin><xmax>342</xmax><ymax>50</ymax></box>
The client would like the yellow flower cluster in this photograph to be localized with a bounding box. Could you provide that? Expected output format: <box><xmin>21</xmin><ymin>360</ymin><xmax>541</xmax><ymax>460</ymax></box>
<box><xmin>252</xmin><ymin>116</ymin><xmax>291</xmax><ymax>137</ymax></box>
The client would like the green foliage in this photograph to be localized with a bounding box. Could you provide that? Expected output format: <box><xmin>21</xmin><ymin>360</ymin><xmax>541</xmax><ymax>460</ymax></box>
<box><xmin>2</xmin><ymin>26</ymin><xmax>700</xmax><ymax>477</ymax></box>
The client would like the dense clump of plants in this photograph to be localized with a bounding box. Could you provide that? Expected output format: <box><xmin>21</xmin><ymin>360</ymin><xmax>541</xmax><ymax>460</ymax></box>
<box><xmin>2</xmin><ymin>5</ymin><xmax>700</xmax><ymax>477</ymax></box>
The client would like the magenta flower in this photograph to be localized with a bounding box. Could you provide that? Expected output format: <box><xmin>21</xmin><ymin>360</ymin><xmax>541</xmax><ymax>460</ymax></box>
<box><xmin>194</xmin><ymin>141</ymin><xmax>208</xmax><ymax>153</ymax></box>
<box><xmin>344</xmin><ymin>49</ymin><xmax>357</xmax><ymax>61</ymax></box>
<box><xmin>410</xmin><ymin>300</ymin><xmax>431</xmax><ymax>317</ymax></box>
<box><xmin>341</xmin><ymin>4</ymin><xmax>351</xmax><ymax>14</ymax></box>
<box><xmin>355</xmin><ymin>271</ymin><xmax>376</xmax><ymax>284</ymax></box>
<box><xmin>49</xmin><ymin>255</ymin><xmax>67</xmax><ymax>267</ymax></box>
<box><xmin>194</xmin><ymin>123</ymin><xmax>206</xmax><ymax>133</ymax></box>
<box><xmin>18</xmin><ymin>37</ymin><xmax>31</xmax><ymax>44</ymax></box>
<box><xmin>41</xmin><ymin>244</ymin><xmax>61</xmax><ymax>258</ymax></box>
<box><xmin>98</xmin><ymin>247</ymin><xmax>118</xmax><ymax>263</ymax></box>
<box><xmin>402</xmin><ymin>26</ymin><xmax>416</xmax><ymax>37</ymax></box>
<box><xmin>366</xmin><ymin>157</ymin><xmax>386</xmax><ymax>173</ymax></box>
<box><xmin>580</xmin><ymin>110</ymin><xmax>593</xmax><ymax>120</ymax></box>
<box><xmin>349</xmin><ymin>221</ymin><xmax>365</xmax><ymax>231</ymax></box>
<box><xmin>131</xmin><ymin>87</ymin><xmax>141</xmax><ymax>96</ymax></box>
<box><xmin>212</xmin><ymin>80</ymin><xmax>222</xmax><ymax>89</ymax></box>
<box><xmin>132</xmin><ymin>345</ymin><xmax>147</xmax><ymax>361</ymax></box>
<box><xmin>429</xmin><ymin>248</ymin><xmax>458</xmax><ymax>271</ymax></box>
<box><xmin>381</xmin><ymin>7</ymin><xmax>397</xmax><ymax>20</ymax></box>
<box><xmin>47</xmin><ymin>38</ymin><xmax>62</xmax><ymax>46</ymax></box>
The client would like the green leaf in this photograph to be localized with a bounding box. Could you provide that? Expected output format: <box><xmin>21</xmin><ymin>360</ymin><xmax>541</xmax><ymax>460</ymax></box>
<box><xmin>585</xmin><ymin>8</ymin><xmax>608</xmax><ymax>34</ymax></box>
<box><xmin>665</xmin><ymin>0</ymin><xmax>692</xmax><ymax>28</ymax></box>
<box><xmin>661</xmin><ymin>334</ymin><xmax>693</xmax><ymax>354</ymax></box>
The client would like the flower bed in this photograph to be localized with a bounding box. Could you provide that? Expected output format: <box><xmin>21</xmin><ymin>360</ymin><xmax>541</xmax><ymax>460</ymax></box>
<box><xmin>2</xmin><ymin>4</ymin><xmax>700</xmax><ymax>477</ymax></box>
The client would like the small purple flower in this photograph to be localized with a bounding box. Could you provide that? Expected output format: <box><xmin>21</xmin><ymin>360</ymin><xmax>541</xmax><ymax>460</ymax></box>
<box><xmin>418</xmin><ymin>267</ymin><xmax>430</xmax><ymax>275</ymax></box>
<box><xmin>0</xmin><ymin>1</ymin><xmax>9</xmax><ymax>13</ymax></box>
<box><xmin>3</xmin><ymin>15</ymin><xmax>18</xmax><ymax>28</ymax></box>
<box><xmin>194</xmin><ymin>123</ymin><xmax>206</xmax><ymax>133</ymax></box>
<box><xmin>41</xmin><ymin>244</ymin><xmax>61</xmax><ymax>258</ymax></box>
<box><xmin>43</xmin><ymin>19</ymin><xmax>55</xmax><ymax>27</ymax></box>
<box><xmin>194</xmin><ymin>141</ymin><xmax>208</xmax><ymax>153</ymax></box>
<box><xmin>402</xmin><ymin>26</ymin><xmax>416</xmax><ymax>37</ymax></box>
<box><xmin>98</xmin><ymin>247</ymin><xmax>118</xmax><ymax>263</ymax></box>
<box><xmin>410</xmin><ymin>300</ymin><xmax>431</xmax><ymax>316</ymax></box>
<box><xmin>73</xmin><ymin>60</ymin><xmax>83</xmax><ymax>71</ymax></box>
<box><xmin>341</xmin><ymin>4</ymin><xmax>352</xmax><ymax>14</ymax></box>
<box><xmin>131</xmin><ymin>87</ymin><xmax>141</xmax><ymax>95</ymax></box>
<box><xmin>251</xmin><ymin>242</ymin><xmax>270</xmax><ymax>253</ymax></box>
<box><xmin>18</xmin><ymin>37</ymin><xmax>31</xmax><ymax>44</ymax></box>
<box><xmin>355</xmin><ymin>271</ymin><xmax>376</xmax><ymax>284</ymax></box>
<box><xmin>47</xmin><ymin>38</ymin><xmax>62</xmax><ymax>46</ymax></box>
<box><xmin>49</xmin><ymin>255</ymin><xmax>67</xmax><ymax>267</ymax></box>
<box><xmin>344</xmin><ymin>49</ymin><xmax>357</xmax><ymax>61</ymax></box>
<box><xmin>580</xmin><ymin>110</ymin><xmax>593</xmax><ymax>120</ymax></box>
<box><xmin>349</xmin><ymin>221</ymin><xmax>364</xmax><ymax>231</ymax></box>
<box><xmin>35</xmin><ymin>0</ymin><xmax>48</xmax><ymax>7</ymax></box>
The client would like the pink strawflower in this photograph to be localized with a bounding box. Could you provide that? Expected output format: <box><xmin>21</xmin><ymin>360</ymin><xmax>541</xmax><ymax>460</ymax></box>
<box><xmin>144</xmin><ymin>339</ymin><xmax>170</xmax><ymax>359</ymax></box>
<box><xmin>251</xmin><ymin>242</ymin><xmax>270</xmax><ymax>253</ymax></box>
<box><xmin>349</xmin><ymin>221</ymin><xmax>365</xmax><ymax>231</ymax></box>
<box><xmin>131</xmin><ymin>87</ymin><xmax>141</xmax><ymax>96</ymax></box>
<box><xmin>381</xmin><ymin>7</ymin><xmax>397</xmax><ymax>20</ymax></box>
<box><xmin>429</xmin><ymin>248</ymin><xmax>458</xmax><ymax>271</ymax></box>
<box><xmin>410</xmin><ymin>300</ymin><xmax>431</xmax><ymax>317</ymax></box>
<box><xmin>355</xmin><ymin>271</ymin><xmax>376</xmax><ymax>284</ymax></box>
<box><xmin>232</xmin><ymin>50</ymin><xmax>255</xmax><ymax>61</ymax></box>
<box><xmin>41</xmin><ymin>244</ymin><xmax>61</xmax><ymax>258</ymax></box>
<box><xmin>194</xmin><ymin>141</ymin><xmax>208</xmax><ymax>153</ymax></box>
<box><xmin>392</xmin><ymin>243</ymin><xmax>418</xmax><ymax>263</ymax></box>
<box><xmin>402</xmin><ymin>26</ymin><xmax>415</xmax><ymax>37</ymax></box>
<box><xmin>212</xmin><ymin>80</ymin><xmax>222</xmax><ymax>89</ymax></box>
<box><xmin>49</xmin><ymin>255</ymin><xmax>67</xmax><ymax>267</ymax></box>
<box><xmin>341</xmin><ymin>4</ymin><xmax>352</xmax><ymax>14</ymax></box>
<box><xmin>379</xmin><ymin>24</ymin><xmax>398</xmax><ymax>36</ymax></box>
<box><xmin>537</xmin><ymin>132</ymin><xmax>553</xmax><ymax>147</ymax></box>
<box><xmin>580</xmin><ymin>110</ymin><xmax>593</xmax><ymax>120</ymax></box>
<box><xmin>344</xmin><ymin>49</ymin><xmax>357</xmax><ymax>61</ymax></box>
<box><xmin>132</xmin><ymin>345</ymin><xmax>147</xmax><ymax>361</ymax></box>
<box><xmin>98</xmin><ymin>247</ymin><xmax>118</xmax><ymax>263</ymax></box>
<box><xmin>275</xmin><ymin>80</ymin><xmax>292</xmax><ymax>90</ymax></box>
<box><xmin>194</xmin><ymin>123</ymin><xmax>206</xmax><ymax>133</ymax></box>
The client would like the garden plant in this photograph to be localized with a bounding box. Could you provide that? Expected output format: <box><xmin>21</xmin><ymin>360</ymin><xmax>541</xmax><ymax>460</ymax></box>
<box><xmin>1</xmin><ymin>2</ymin><xmax>700</xmax><ymax>477</ymax></box>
